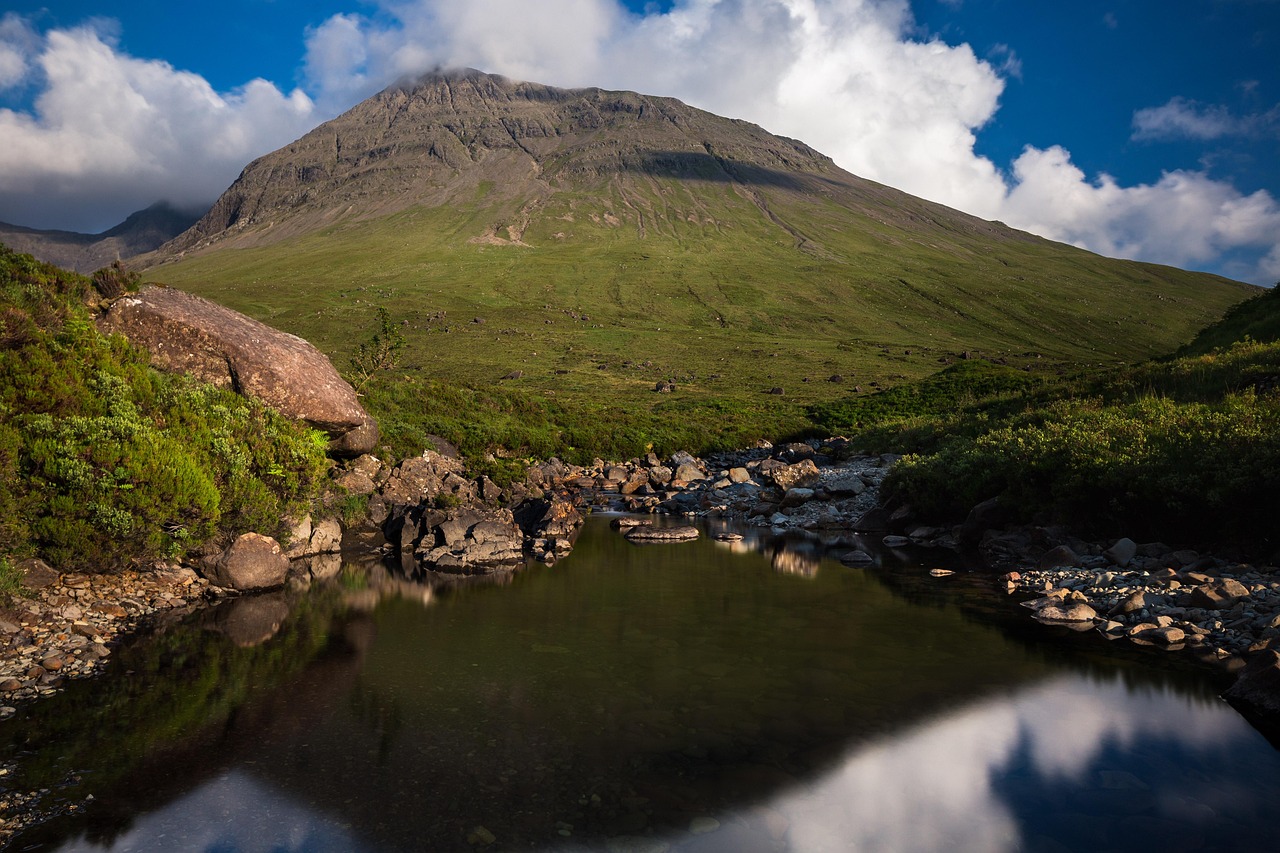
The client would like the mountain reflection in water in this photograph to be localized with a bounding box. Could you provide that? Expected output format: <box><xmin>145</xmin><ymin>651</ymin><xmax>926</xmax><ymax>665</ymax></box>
<box><xmin>7</xmin><ymin>517</ymin><xmax>1280</xmax><ymax>852</ymax></box>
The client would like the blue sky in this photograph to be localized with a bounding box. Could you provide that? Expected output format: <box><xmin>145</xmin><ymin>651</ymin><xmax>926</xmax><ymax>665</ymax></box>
<box><xmin>1</xmin><ymin>1</ymin><xmax>1278</xmax><ymax>284</ymax></box>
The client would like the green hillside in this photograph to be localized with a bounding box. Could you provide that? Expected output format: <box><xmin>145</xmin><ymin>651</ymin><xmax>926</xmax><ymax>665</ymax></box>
<box><xmin>141</xmin><ymin>71</ymin><xmax>1256</xmax><ymax>461</ymax></box>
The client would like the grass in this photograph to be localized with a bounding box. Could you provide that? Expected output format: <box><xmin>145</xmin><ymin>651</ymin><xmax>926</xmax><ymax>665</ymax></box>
<box><xmin>144</xmin><ymin>170</ymin><xmax>1254</xmax><ymax>462</ymax></box>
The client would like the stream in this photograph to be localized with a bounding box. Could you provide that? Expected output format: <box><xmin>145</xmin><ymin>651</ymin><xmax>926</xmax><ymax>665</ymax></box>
<box><xmin>2</xmin><ymin>516</ymin><xmax>1278</xmax><ymax>852</ymax></box>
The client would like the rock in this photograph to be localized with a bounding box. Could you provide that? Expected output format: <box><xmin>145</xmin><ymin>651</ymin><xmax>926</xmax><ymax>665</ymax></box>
<box><xmin>1035</xmin><ymin>602</ymin><xmax>1099</xmax><ymax>623</ymax></box>
<box><xmin>1109</xmin><ymin>590</ymin><xmax>1147</xmax><ymax>617</ymax></box>
<box><xmin>728</xmin><ymin>467</ymin><xmax>752</xmax><ymax>484</ymax></box>
<box><xmin>284</xmin><ymin>515</ymin><xmax>313</xmax><ymax>559</ymax></box>
<box><xmin>18</xmin><ymin>558</ymin><xmax>59</xmax><ymax>590</ymax></box>
<box><xmin>959</xmin><ymin>497</ymin><xmax>1013</xmax><ymax>545</ymax></box>
<box><xmin>689</xmin><ymin>817</ymin><xmax>721</xmax><ymax>835</ymax></box>
<box><xmin>309</xmin><ymin>518</ymin><xmax>343</xmax><ymax>554</ymax></box>
<box><xmin>780</xmin><ymin>488</ymin><xmax>814</xmax><ymax>508</ymax></box>
<box><xmin>1148</xmin><ymin>626</ymin><xmax>1186</xmax><ymax>644</ymax></box>
<box><xmin>767</xmin><ymin>387</ymin><xmax>784</xmax><ymax>395</ymax></box>
<box><xmin>1225</xmin><ymin>649</ymin><xmax>1280</xmax><ymax>715</ymax></box>
<box><xmin>882</xmin><ymin>535</ymin><xmax>911</xmax><ymax>548</ymax></box>
<box><xmin>768</xmin><ymin>460</ymin><xmax>821</xmax><ymax>492</ymax></box>
<box><xmin>674</xmin><ymin>462</ymin><xmax>705</xmax><ymax>484</ymax></box>
<box><xmin>654</xmin><ymin>380</ymin><xmax>676</xmax><ymax>393</ymax></box>
<box><xmin>853</xmin><ymin>507</ymin><xmax>890</xmax><ymax>532</ymax></box>
<box><xmin>334</xmin><ymin>469</ymin><xmax>377</xmax><ymax>495</ymax></box>
<box><xmin>840</xmin><ymin>550</ymin><xmax>875</xmax><ymax>565</ymax></box>
<box><xmin>97</xmin><ymin>286</ymin><xmax>377</xmax><ymax>455</ymax></box>
<box><xmin>1190</xmin><ymin>578</ymin><xmax>1251</xmax><ymax>610</ymax></box>
<box><xmin>625</xmin><ymin>525</ymin><xmax>700</xmax><ymax>543</ymax></box>
<box><xmin>416</xmin><ymin>508</ymin><xmax>525</xmax><ymax>573</ymax></box>
<box><xmin>1037</xmin><ymin>545</ymin><xmax>1080</xmax><ymax>570</ymax></box>
<box><xmin>1104</xmin><ymin>537</ymin><xmax>1138</xmax><ymax>566</ymax></box>
<box><xmin>929</xmin><ymin>568</ymin><xmax>956</xmax><ymax>577</ymax></box>
<box><xmin>207</xmin><ymin>533</ymin><xmax>290</xmax><ymax>590</ymax></box>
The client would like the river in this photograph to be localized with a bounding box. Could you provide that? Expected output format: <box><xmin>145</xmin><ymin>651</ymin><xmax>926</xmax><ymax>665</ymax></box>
<box><xmin>3</xmin><ymin>516</ymin><xmax>1278</xmax><ymax>852</ymax></box>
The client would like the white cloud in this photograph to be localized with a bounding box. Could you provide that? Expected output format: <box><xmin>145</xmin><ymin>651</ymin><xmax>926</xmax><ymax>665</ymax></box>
<box><xmin>0</xmin><ymin>21</ymin><xmax>320</xmax><ymax>232</ymax></box>
<box><xmin>1</xmin><ymin>1</ymin><xmax>1278</xmax><ymax>283</ymax></box>
<box><xmin>1133</xmin><ymin>96</ymin><xmax>1243</xmax><ymax>141</ymax></box>
<box><xmin>0</xmin><ymin>13</ymin><xmax>39</xmax><ymax>89</ymax></box>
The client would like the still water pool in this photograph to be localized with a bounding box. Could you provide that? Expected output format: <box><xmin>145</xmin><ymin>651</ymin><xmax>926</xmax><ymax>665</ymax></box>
<box><xmin>4</xmin><ymin>517</ymin><xmax>1279</xmax><ymax>852</ymax></box>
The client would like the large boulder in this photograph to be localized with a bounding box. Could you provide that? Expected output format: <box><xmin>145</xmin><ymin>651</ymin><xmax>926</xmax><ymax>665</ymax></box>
<box><xmin>414</xmin><ymin>508</ymin><xmax>525</xmax><ymax>573</ymax></box>
<box><xmin>97</xmin><ymin>286</ymin><xmax>377</xmax><ymax>455</ymax></box>
<box><xmin>207</xmin><ymin>533</ymin><xmax>289</xmax><ymax>590</ymax></box>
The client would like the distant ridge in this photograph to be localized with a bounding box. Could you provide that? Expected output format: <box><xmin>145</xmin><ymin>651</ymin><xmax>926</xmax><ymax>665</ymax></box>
<box><xmin>0</xmin><ymin>202</ymin><xmax>202</xmax><ymax>273</ymax></box>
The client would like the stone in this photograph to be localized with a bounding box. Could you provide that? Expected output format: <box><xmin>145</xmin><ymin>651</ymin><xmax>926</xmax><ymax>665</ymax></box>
<box><xmin>284</xmin><ymin>515</ymin><xmax>313</xmax><ymax>559</ymax></box>
<box><xmin>18</xmin><ymin>558</ymin><xmax>59</xmax><ymax>590</ymax></box>
<box><xmin>882</xmin><ymin>535</ymin><xmax>911</xmax><ymax>548</ymax></box>
<box><xmin>780</xmin><ymin>488</ymin><xmax>814</xmax><ymax>508</ymax></box>
<box><xmin>769</xmin><ymin>460</ymin><xmax>821</xmax><ymax>492</ymax></box>
<box><xmin>97</xmin><ymin>286</ymin><xmax>377</xmax><ymax>455</ymax></box>
<box><xmin>626</xmin><ymin>525</ymin><xmax>700</xmax><ymax>543</ymax></box>
<box><xmin>1034</xmin><ymin>602</ymin><xmax>1099</xmax><ymax>623</ymax></box>
<box><xmin>1104</xmin><ymin>538</ymin><xmax>1138</xmax><ymax>566</ymax></box>
<box><xmin>853</xmin><ymin>507</ymin><xmax>890</xmax><ymax>532</ymax></box>
<box><xmin>334</xmin><ymin>469</ymin><xmax>377</xmax><ymax>495</ymax></box>
<box><xmin>674</xmin><ymin>462</ymin><xmax>705</xmax><ymax>484</ymax></box>
<box><xmin>1109</xmin><ymin>590</ymin><xmax>1147</xmax><ymax>617</ymax></box>
<box><xmin>207</xmin><ymin>533</ymin><xmax>289</xmax><ymax>591</ymax></box>
<box><xmin>1225</xmin><ymin>649</ymin><xmax>1280</xmax><ymax>715</ymax></box>
<box><xmin>839</xmin><ymin>550</ymin><xmax>875</xmax><ymax>565</ymax></box>
<box><xmin>1148</xmin><ymin>626</ymin><xmax>1186</xmax><ymax>644</ymax></box>
<box><xmin>1189</xmin><ymin>578</ymin><xmax>1251</xmax><ymax>610</ymax></box>
<box><xmin>728</xmin><ymin>467</ymin><xmax>752</xmax><ymax>484</ymax></box>
<box><xmin>310</xmin><ymin>518</ymin><xmax>343</xmax><ymax>554</ymax></box>
<box><xmin>1037</xmin><ymin>545</ymin><xmax>1080</xmax><ymax>570</ymax></box>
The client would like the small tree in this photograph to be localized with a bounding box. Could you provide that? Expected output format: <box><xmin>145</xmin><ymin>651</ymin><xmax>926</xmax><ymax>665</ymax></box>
<box><xmin>346</xmin><ymin>307</ymin><xmax>406</xmax><ymax>395</ymax></box>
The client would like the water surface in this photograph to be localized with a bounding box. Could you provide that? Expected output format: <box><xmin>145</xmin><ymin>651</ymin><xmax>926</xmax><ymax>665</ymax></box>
<box><xmin>4</xmin><ymin>517</ymin><xmax>1278</xmax><ymax>852</ymax></box>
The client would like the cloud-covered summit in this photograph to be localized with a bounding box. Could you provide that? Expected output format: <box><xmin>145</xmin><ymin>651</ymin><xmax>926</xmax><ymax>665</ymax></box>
<box><xmin>1</xmin><ymin>1</ymin><xmax>1278</xmax><ymax>283</ymax></box>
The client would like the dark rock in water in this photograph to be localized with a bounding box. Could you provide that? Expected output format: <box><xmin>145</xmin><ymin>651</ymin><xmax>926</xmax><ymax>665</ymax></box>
<box><xmin>626</xmin><ymin>525</ymin><xmax>700</xmax><ymax>543</ymax></box>
<box><xmin>415</xmin><ymin>508</ymin><xmax>525</xmax><ymax>573</ymax></box>
<box><xmin>853</xmin><ymin>507</ymin><xmax>890</xmax><ymax>532</ymax></box>
<box><xmin>839</xmin><ymin>550</ymin><xmax>874</xmax><ymax>565</ymax></box>
<box><xmin>207</xmin><ymin>533</ymin><xmax>289</xmax><ymax>590</ymax></box>
<box><xmin>97</xmin><ymin>286</ymin><xmax>377</xmax><ymax>455</ymax></box>
<box><xmin>610</xmin><ymin>517</ymin><xmax>650</xmax><ymax>530</ymax></box>
<box><xmin>513</xmin><ymin>497</ymin><xmax>584</xmax><ymax>539</ymax></box>
<box><xmin>1226</xmin><ymin>649</ymin><xmax>1280</xmax><ymax>716</ymax></box>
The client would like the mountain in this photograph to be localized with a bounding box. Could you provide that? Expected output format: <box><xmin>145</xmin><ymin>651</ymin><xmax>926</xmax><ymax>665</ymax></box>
<box><xmin>141</xmin><ymin>69</ymin><xmax>1258</xmax><ymax>452</ymax></box>
<box><xmin>0</xmin><ymin>202</ymin><xmax>202</xmax><ymax>274</ymax></box>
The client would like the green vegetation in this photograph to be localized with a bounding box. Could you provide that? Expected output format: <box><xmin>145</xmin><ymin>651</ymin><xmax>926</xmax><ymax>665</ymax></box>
<box><xmin>861</xmin><ymin>336</ymin><xmax>1280</xmax><ymax>551</ymax></box>
<box><xmin>346</xmin><ymin>306</ymin><xmax>407</xmax><ymax>395</ymax></box>
<box><xmin>146</xmin><ymin>171</ymin><xmax>1254</xmax><ymax>463</ymax></box>
<box><xmin>0</xmin><ymin>556</ymin><xmax>24</xmax><ymax>604</ymax></box>
<box><xmin>0</xmin><ymin>245</ymin><xmax>330</xmax><ymax>572</ymax></box>
<box><xmin>1174</xmin><ymin>283</ymin><xmax>1280</xmax><ymax>356</ymax></box>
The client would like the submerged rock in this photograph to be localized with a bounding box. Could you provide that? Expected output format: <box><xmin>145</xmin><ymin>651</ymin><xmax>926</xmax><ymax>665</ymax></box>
<box><xmin>625</xmin><ymin>525</ymin><xmax>700</xmax><ymax>543</ymax></box>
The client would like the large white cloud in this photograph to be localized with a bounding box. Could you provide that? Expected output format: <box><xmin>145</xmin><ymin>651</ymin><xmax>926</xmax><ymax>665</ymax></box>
<box><xmin>1</xmin><ymin>1</ymin><xmax>1277</xmax><ymax>283</ymax></box>
<box><xmin>0</xmin><ymin>22</ymin><xmax>319</xmax><ymax>232</ymax></box>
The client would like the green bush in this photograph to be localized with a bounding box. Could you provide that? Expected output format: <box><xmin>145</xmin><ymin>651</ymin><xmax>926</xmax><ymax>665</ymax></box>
<box><xmin>884</xmin><ymin>391</ymin><xmax>1280</xmax><ymax>548</ymax></box>
<box><xmin>1</xmin><ymin>244</ymin><xmax>331</xmax><ymax>572</ymax></box>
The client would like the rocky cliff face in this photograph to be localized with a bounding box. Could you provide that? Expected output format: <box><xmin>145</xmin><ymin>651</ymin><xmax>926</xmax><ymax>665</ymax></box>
<box><xmin>97</xmin><ymin>285</ymin><xmax>377</xmax><ymax>455</ymax></box>
<box><xmin>156</xmin><ymin>68</ymin><xmax>1024</xmax><ymax>256</ymax></box>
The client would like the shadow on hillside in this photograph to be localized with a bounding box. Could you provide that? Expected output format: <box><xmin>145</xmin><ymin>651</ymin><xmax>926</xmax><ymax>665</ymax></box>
<box><xmin>623</xmin><ymin>149</ymin><xmax>826</xmax><ymax>190</ymax></box>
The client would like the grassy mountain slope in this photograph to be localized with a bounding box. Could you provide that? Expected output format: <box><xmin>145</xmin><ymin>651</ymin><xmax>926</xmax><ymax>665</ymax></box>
<box><xmin>142</xmin><ymin>70</ymin><xmax>1256</xmax><ymax>459</ymax></box>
